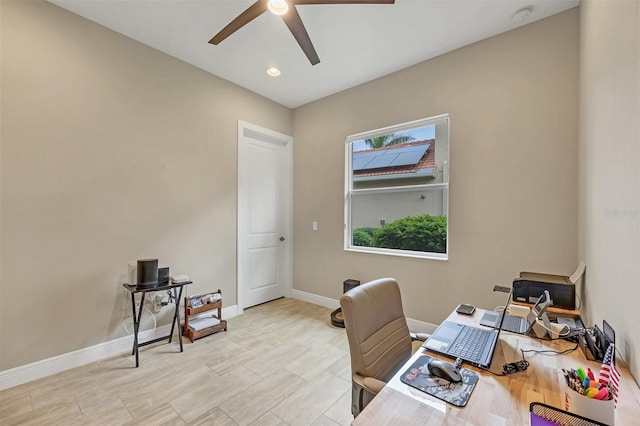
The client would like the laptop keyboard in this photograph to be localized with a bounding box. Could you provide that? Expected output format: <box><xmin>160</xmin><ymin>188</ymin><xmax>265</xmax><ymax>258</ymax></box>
<box><xmin>502</xmin><ymin>314</ymin><xmax>524</xmax><ymax>333</ymax></box>
<box><xmin>449</xmin><ymin>326</ymin><xmax>493</xmax><ymax>361</ymax></box>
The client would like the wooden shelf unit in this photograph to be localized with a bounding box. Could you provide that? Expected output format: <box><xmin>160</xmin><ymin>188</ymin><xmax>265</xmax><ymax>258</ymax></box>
<box><xmin>182</xmin><ymin>289</ymin><xmax>227</xmax><ymax>342</ymax></box>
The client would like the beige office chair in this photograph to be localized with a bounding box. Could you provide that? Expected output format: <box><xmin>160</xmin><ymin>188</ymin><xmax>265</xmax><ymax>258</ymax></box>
<box><xmin>340</xmin><ymin>277</ymin><xmax>419</xmax><ymax>418</ymax></box>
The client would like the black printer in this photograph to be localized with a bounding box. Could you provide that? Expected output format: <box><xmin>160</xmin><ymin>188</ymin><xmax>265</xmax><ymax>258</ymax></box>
<box><xmin>512</xmin><ymin>271</ymin><xmax>576</xmax><ymax>310</ymax></box>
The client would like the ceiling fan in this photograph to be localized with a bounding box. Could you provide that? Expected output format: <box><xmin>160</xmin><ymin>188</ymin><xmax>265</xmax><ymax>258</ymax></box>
<box><xmin>209</xmin><ymin>0</ymin><xmax>395</xmax><ymax>66</ymax></box>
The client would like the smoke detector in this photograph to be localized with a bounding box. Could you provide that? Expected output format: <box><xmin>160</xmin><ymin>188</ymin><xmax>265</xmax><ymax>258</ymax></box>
<box><xmin>512</xmin><ymin>6</ymin><xmax>533</xmax><ymax>24</ymax></box>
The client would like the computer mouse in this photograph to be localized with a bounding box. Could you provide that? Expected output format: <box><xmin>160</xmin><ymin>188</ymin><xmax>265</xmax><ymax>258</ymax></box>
<box><xmin>427</xmin><ymin>359</ymin><xmax>463</xmax><ymax>383</ymax></box>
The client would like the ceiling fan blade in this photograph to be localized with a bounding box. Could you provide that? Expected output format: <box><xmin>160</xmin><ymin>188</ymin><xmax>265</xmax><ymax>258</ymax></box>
<box><xmin>293</xmin><ymin>1</ymin><xmax>395</xmax><ymax>5</ymax></box>
<box><xmin>209</xmin><ymin>0</ymin><xmax>269</xmax><ymax>45</ymax></box>
<box><xmin>281</xmin><ymin>6</ymin><xmax>321</xmax><ymax>65</ymax></box>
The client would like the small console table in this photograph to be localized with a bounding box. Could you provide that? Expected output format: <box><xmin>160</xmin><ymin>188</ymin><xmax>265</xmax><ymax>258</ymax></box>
<box><xmin>122</xmin><ymin>280</ymin><xmax>191</xmax><ymax>367</ymax></box>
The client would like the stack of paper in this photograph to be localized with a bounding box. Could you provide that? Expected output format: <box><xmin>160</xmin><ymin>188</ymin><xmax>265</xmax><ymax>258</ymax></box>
<box><xmin>189</xmin><ymin>316</ymin><xmax>220</xmax><ymax>331</ymax></box>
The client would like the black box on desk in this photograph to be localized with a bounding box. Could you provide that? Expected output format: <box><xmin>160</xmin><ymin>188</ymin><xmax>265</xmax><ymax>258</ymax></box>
<box><xmin>512</xmin><ymin>272</ymin><xmax>575</xmax><ymax>310</ymax></box>
<box><xmin>158</xmin><ymin>267</ymin><xmax>170</xmax><ymax>284</ymax></box>
<box><xmin>343</xmin><ymin>279</ymin><xmax>360</xmax><ymax>294</ymax></box>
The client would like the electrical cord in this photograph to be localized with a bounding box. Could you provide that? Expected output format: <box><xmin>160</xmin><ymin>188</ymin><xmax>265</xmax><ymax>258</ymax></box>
<box><xmin>477</xmin><ymin>344</ymin><xmax>583</xmax><ymax>377</ymax></box>
<box><xmin>520</xmin><ymin>343</ymin><xmax>579</xmax><ymax>357</ymax></box>
<box><xmin>478</xmin><ymin>360</ymin><xmax>530</xmax><ymax>377</ymax></box>
<box><xmin>532</xmin><ymin>319</ymin><xmax>573</xmax><ymax>337</ymax></box>
<box><xmin>120</xmin><ymin>286</ymin><xmax>160</xmax><ymax>338</ymax></box>
<box><xmin>122</xmin><ymin>307</ymin><xmax>157</xmax><ymax>338</ymax></box>
<box><xmin>503</xmin><ymin>360</ymin><xmax>530</xmax><ymax>375</ymax></box>
<box><xmin>472</xmin><ymin>355</ymin><xmax>530</xmax><ymax>377</ymax></box>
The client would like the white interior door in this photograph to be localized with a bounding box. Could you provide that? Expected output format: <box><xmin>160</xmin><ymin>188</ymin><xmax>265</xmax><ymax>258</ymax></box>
<box><xmin>238</xmin><ymin>121</ymin><xmax>292</xmax><ymax>311</ymax></box>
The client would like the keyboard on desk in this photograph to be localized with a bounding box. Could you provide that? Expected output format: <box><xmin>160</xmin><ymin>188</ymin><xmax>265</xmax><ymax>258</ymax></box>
<box><xmin>423</xmin><ymin>320</ymin><xmax>499</xmax><ymax>367</ymax></box>
<box><xmin>502</xmin><ymin>314</ymin><xmax>525</xmax><ymax>333</ymax></box>
<box><xmin>448</xmin><ymin>326</ymin><xmax>493</xmax><ymax>360</ymax></box>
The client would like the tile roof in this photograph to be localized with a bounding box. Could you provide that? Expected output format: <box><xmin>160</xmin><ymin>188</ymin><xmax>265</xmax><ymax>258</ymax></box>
<box><xmin>353</xmin><ymin>139</ymin><xmax>436</xmax><ymax>178</ymax></box>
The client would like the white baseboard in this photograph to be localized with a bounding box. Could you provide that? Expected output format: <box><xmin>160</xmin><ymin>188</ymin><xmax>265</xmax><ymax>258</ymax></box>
<box><xmin>406</xmin><ymin>318</ymin><xmax>438</xmax><ymax>335</ymax></box>
<box><xmin>0</xmin><ymin>295</ymin><xmax>433</xmax><ymax>392</ymax></box>
<box><xmin>289</xmin><ymin>289</ymin><xmax>437</xmax><ymax>334</ymax></box>
<box><xmin>289</xmin><ymin>288</ymin><xmax>340</xmax><ymax>309</ymax></box>
<box><xmin>0</xmin><ymin>304</ymin><xmax>238</xmax><ymax>391</ymax></box>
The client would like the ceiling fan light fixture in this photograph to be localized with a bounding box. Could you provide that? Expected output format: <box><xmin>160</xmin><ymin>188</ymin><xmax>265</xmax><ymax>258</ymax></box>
<box><xmin>267</xmin><ymin>0</ymin><xmax>289</xmax><ymax>16</ymax></box>
<box><xmin>266</xmin><ymin>67</ymin><xmax>282</xmax><ymax>77</ymax></box>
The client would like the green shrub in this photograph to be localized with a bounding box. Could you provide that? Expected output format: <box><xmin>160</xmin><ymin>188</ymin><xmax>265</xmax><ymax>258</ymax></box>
<box><xmin>373</xmin><ymin>215</ymin><xmax>447</xmax><ymax>253</ymax></box>
<box><xmin>352</xmin><ymin>227</ymin><xmax>376</xmax><ymax>247</ymax></box>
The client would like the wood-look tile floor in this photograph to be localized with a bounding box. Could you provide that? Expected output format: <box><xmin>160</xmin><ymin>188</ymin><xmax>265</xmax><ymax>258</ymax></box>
<box><xmin>0</xmin><ymin>298</ymin><xmax>354</xmax><ymax>425</ymax></box>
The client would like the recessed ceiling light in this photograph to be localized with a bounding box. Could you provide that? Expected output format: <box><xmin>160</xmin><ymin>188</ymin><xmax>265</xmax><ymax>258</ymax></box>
<box><xmin>512</xmin><ymin>6</ymin><xmax>533</xmax><ymax>24</ymax></box>
<box><xmin>266</xmin><ymin>67</ymin><xmax>281</xmax><ymax>77</ymax></box>
<box><xmin>267</xmin><ymin>0</ymin><xmax>289</xmax><ymax>16</ymax></box>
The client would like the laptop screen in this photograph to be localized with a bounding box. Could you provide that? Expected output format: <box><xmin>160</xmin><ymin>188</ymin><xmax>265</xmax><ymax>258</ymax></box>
<box><xmin>493</xmin><ymin>291</ymin><xmax>512</xmax><ymax>334</ymax></box>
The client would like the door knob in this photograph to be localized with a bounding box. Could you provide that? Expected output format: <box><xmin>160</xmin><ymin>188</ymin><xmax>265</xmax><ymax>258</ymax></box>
<box><xmin>279</xmin><ymin>236</ymin><xmax>285</xmax><ymax>242</ymax></box>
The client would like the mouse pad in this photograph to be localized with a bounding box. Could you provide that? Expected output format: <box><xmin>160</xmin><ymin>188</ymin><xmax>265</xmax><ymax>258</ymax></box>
<box><xmin>400</xmin><ymin>355</ymin><xmax>479</xmax><ymax>407</ymax></box>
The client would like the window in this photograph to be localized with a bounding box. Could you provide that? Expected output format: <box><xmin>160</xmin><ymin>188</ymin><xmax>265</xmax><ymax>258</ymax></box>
<box><xmin>345</xmin><ymin>114</ymin><xmax>449</xmax><ymax>259</ymax></box>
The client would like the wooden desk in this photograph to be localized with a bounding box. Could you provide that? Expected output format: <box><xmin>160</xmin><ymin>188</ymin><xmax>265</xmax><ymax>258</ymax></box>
<box><xmin>353</xmin><ymin>308</ymin><xmax>640</xmax><ymax>425</ymax></box>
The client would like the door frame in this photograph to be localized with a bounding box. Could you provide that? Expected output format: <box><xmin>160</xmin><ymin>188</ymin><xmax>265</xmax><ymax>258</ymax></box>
<box><xmin>237</xmin><ymin>120</ymin><xmax>293</xmax><ymax>314</ymax></box>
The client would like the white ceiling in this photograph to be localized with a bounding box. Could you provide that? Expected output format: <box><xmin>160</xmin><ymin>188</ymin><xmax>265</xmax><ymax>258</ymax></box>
<box><xmin>49</xmin><ymin>0</ymin><xmax>579</xmax><ymax>109</ymax></box>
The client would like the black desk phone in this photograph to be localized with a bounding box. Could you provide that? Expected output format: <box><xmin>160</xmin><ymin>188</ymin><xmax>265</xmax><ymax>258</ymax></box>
<box><xmin>456</xmin><ymin>304</ymin><xmax>476</xmax><ymax>315</ymax></box>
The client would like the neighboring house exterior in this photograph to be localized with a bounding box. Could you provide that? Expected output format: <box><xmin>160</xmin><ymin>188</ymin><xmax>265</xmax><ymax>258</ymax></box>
<box><xmin>351</xmin><ymin>136</ymin><xmax>448</xmax><ymax>229</ymax></box>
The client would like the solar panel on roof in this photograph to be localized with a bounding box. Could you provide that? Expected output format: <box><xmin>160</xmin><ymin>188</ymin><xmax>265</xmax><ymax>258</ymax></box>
<box><xmin>354</xmin><ymin>150</ymin><xmax>382</xmax><ymax>158</ymax></box>
<box><xmin>397</xmin><ymin>145</ymin><xmax>425</xmax><ymax>152</ymax></box>
<box><xmin>390</xmin><ymin>144</ymin><xmax>430</xmax><ymax>167</ymax></box>
<box><xmin>352</xmin><ymin>144</ymin><xmax>429</xmax><ymax>171</ymax></box>
<box><xmin>353</xmin><ymin>157</ymin><xmax>373</xmax><ymax>170</ymax></box>
<box><xmin>364</xmin><ymin>154</ymin><xmax>398</xmax><ymax>169</ymax></box>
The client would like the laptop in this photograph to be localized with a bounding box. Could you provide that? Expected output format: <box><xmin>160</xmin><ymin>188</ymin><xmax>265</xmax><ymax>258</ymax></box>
<box><xmin>422</xmin><ymin>306</ymin><xmax>507</xmax><ymax>368</ymax></box>
<box><xmin>480</xmin><ymin>290</ymin><xmax>552</xmax><ymax>334</ymax></box>
<box><xmin>423</xmin><ymin>291</ymin><xmax>554</xmax><ymax>367</ymax></box>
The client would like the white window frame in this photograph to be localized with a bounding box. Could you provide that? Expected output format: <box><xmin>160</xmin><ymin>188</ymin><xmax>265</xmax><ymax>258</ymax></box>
<box><xmin>344</xmin><ymin>114</ymin><xmax>449</xmax><ymax>260</ymax></box>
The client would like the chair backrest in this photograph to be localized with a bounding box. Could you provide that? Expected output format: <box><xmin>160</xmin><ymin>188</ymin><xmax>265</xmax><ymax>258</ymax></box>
<box><xmin>340</xmin><ymin>278</ymin><xmax>412</xmax><ymax>383</ymax></box>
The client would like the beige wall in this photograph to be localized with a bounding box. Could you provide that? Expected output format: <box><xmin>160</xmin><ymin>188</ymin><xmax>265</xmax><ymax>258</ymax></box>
<box><xmin>4</xmin><ymin>0</ymin><xmax>637</xmax><ymax>386</ymax></box>
<box><xmin>292</xmin><ymin>10</ymin><xmax>579</xmax><ymax>326</ymax></box>
<box><xmin>579</xmin><ymin>0</ymin><xmax>640</xmax><ymax>379</ymax></box>
<box><xmin>0</xmin><ymin>1</ymin><xmax>292</xmax><ymax>370</ymax></box>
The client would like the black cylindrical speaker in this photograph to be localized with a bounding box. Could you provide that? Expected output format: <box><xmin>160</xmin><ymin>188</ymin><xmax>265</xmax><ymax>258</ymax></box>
<box><xmin>137</xmin><ymin>258</ymin><xmax>158</xmax><ymax>287</ymax></box>
<box><xmin>343</xmin><ymin>279</ymin><xmax>360</xmax><ymax>294</ymax></box>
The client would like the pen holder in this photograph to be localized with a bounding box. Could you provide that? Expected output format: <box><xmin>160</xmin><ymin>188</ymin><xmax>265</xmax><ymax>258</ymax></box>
<box><xmin>563</xmin><ymin>388</ymin><xmax>615</xmax><ymax>425</ymax></box>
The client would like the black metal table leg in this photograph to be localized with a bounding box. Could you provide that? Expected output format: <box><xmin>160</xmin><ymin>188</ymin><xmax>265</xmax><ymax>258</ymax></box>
<box><xmin>176</xmin><ymin>285</ymin><xmax>185</xmax><ymax>351</ymax></box>
<box><xmin>133</xmin><ymin>293</ymin><xmax>146</xmax><ymax>367</ymax></box>
<box><xmin>123</xmin><ymin>281</ymin><xmax>191</xmax><ymax>367</ymax></box>
<box><xmin>130</xmin><ymin>292</ymin><xmax>137</xmax><ymax>356</ymax></box>
<box><xmin>167</xmin><ymin>285</ymin><xmax>185</xmax><ymax>350</ymax></box>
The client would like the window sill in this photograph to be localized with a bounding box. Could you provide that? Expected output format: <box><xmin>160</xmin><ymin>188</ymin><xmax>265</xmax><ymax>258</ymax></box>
<box><xmin>345</xmin><ymin>247</ymin><xmax>448</xmax><ymax>261</ymax></box>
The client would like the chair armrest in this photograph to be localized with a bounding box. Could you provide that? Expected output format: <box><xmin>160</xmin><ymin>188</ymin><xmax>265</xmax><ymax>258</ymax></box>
<box><xmin>410</xmin><ymin>332</ymin><xmax>430</xmax><ymax>341</ymax></box>
<box><xmin>411</xmin><ymin>339</ymin><xmax>424</xmax><ymax>354</ymax></box>
<box><xmin>353</xmin><ymin>373</ymin><xmax>386</xmax><ymax>394</ymax></box>
<box><xmin>363</xmin><ymin>377</ymin><xmax>386</xmax><ymax>393</ymax></box>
